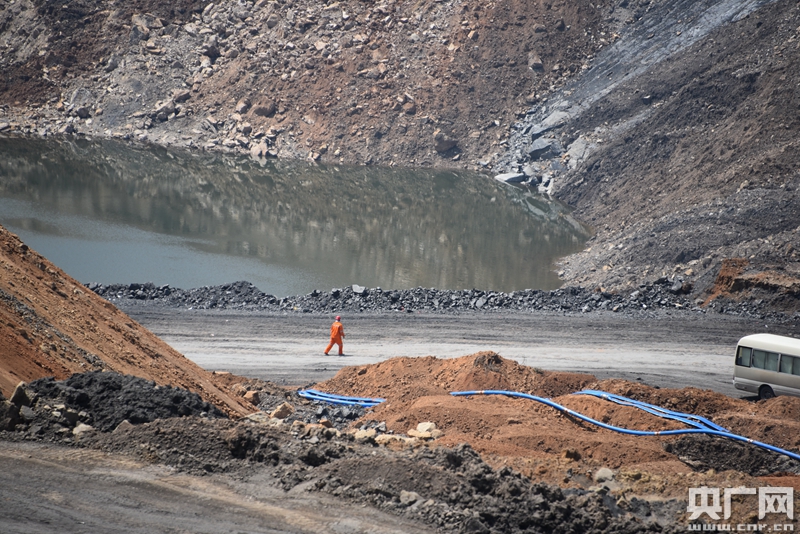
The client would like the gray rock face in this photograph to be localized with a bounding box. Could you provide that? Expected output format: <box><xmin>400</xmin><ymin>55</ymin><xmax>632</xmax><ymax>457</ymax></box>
<box><xmin>527</xmin><ymin>138</ymin><xmax>555</xmax><ymax>160</ymax></box>
<box><xmin>566</xmin><ymin>136</ymin><xmax>593</xmax><ymax>169</ymax></box>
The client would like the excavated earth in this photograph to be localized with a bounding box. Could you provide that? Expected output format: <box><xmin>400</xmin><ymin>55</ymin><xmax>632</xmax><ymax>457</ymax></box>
<box><xmin>2</xmin><ymin>0</ymin><xmax>800</xmax><ymax>531</ymax></box>
<box><xmin>2</xmin><ymin>223</ymin><xmax>800</xmax><ymax>531</ymax></box>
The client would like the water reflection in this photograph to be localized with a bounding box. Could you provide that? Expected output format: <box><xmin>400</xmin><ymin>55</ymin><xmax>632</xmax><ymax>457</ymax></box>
<box><xmin>0</xmin><ymin>135</ymin><xmax>591</xmax><ymax>296</ymax></box>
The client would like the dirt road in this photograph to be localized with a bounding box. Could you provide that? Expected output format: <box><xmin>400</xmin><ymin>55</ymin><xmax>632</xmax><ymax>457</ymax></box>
<box><xmin>0</xmin><ymin>441</ymin><xmax>434</xmax><ymax>534</ymax></box>
<box><xmin>122</xmin><ymin>305</ymin><xmax>795</xmax><ymax>396</ymax></box>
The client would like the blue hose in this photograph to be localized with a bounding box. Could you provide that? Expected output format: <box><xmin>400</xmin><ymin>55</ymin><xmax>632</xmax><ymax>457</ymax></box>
<box><xmin>298</xmin><ymin>388</ymin><xmax>385</xmax><ymax>407</ymax></box>
<box><xmin>450</xmin><ymin>390</ymin><xmax>800</xmax><ymax>462</ymax></box>
<box><xmin>576</xmin><ymin>390</ymin><xmax>730</xmax><ymax>433</ymax></box>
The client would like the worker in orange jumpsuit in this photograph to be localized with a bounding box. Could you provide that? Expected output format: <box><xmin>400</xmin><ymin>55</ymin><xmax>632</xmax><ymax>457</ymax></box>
<box><xmin>324</xmin><ymin>315</ymin><xmax>345</xmax><ymax>355</ymax></box>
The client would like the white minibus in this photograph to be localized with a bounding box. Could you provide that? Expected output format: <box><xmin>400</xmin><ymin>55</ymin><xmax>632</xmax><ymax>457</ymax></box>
<box><xmin>733</xmin><ymin>333</ymin><xmax>800</xmax><ymax>399</ymax></box>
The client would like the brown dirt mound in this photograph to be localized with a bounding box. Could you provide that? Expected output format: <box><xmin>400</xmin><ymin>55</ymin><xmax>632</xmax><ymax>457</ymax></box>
<box><xmin>0</xmin><ymin>224</ymin><xmax>253</xmax><ymax>418</ymax></box>
<box><xmin>317</xmin><ymin>351</ymin><xmax>596</xmax><ymax>401</ymax></box>
<box><xmin>314</xmin><ymin>352</ymin><xmax>800</xmax><ymax>492</ymax></box>
<box><xmin>595</xmin><ymin>379</ymin><xmax>800</xmax><ymax>452</ymax></box>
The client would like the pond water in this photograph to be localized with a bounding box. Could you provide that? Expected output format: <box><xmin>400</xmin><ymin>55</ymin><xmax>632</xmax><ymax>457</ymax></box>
<box><xmin>0</xmin><ymin>136</ymin><xmax>591</xmax><ymax>297</ymax></box>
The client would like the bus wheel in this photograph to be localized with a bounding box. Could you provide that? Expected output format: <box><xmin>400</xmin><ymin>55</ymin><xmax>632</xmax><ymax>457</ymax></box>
<box><xmin>759</xmin><ymin>385</ymin><xmax>775</xmax><ymax>400</ymax></box>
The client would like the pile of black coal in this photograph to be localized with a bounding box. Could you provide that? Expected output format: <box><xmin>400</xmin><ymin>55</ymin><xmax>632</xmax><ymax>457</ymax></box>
<box><xmin>1</xmin><ymin>371</ymin><xmax>225</xmax><ymax>442</ymax></box>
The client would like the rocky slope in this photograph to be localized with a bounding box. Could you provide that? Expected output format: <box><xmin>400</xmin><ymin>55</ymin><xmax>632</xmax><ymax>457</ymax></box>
<box><xmin>0</xmin><ymin>0</ymin><xmax>612</xmax><ymax>167</ymax></box>
<box><xmin>505</xmin><ymin>0</ymin><xmax>800</xmax><ymax>306</ymax></box>
<box><xmin>1</xmin><ymin>0</ymin><xmax>799</xmax><ymax>307</ymax></box>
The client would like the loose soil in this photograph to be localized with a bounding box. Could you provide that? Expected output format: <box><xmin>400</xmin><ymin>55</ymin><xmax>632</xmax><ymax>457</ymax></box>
<box><xmin>2</xmin><ymin>224</ymin><xmax>800</xmax><ymax>532</ymax></box>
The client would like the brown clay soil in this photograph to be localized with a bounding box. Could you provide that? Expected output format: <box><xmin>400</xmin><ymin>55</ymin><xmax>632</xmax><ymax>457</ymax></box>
<box><xmin>316</xmin><ymin>351</ymin><xmax>800</xmax><ymax>495</ymax></box>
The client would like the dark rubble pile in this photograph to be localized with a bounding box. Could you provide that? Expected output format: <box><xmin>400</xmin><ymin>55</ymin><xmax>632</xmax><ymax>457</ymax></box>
<box><xmin>665</xmin><ymin>435</ymin><xmax>800</xmax><ymax>477</ymax></box>
<box><xmin>1</xmin><ymin>374</ymin><xmax>683</xmax><ymax>533</ymax></box>
<box><xmin>244</xmin><ymin>379</ymin><xmax>370</xmax><ymax>431</ymax></box>
<box><xmin>73</xmin><ymin>415</ymin><xmax>682</xmax><ymax>534</ymax></box>
<box><xmin>312</xmin><ymin>443</ymin><xmax>683</xmax><ymax>534</ymax></box>
<box><xmin>0</xmin><ymin>371</ymin><xmax>225</xmax><ymax>441</ymax></box>
<box><xmin>90</xmin><ymin>279</ymin><xmax>699</xmax><ymax>315</ymax></box>
<box><xmin>88</xmin><ymin>279</ymin><xmax>794</xmax><ymax>321</ymax></box>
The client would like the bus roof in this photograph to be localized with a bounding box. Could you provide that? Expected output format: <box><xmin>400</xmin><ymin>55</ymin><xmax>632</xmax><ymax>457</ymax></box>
<box><xmin>737</xmin><ymin>333</ymin><xmax>800</xmax><ymax>355</ymax></box>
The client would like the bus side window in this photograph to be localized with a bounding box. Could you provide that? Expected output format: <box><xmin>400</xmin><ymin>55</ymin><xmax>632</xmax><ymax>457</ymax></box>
<box><xmin>781</xmin><ymin>354</ymin><xmax>800</xmax><ymax>375</ymax></box>
<box><xmin>765</xmin><ymin>351</ymin><xmax>779</xmax><ymax>372</ymax></box>
<box><xmin>752</xmin><ymin>349</ymin><xmax>767</xmax><ymax>369</ymax></box>
<box><xmin>736</xmin><ymin>346</ymin><xmax>752</xmax><ymax>367</ymax></box>
<box><xmin>793</xmin><ymin>356</ymin><xmax>800</xmax><ymax>376</ymax></box>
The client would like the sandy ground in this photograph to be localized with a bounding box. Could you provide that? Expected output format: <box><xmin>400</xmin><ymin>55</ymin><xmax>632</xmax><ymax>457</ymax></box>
<box><xmin>120</xmin><ymin>304</ymin><xmax>795</xmax><ymax>395</ymax></box>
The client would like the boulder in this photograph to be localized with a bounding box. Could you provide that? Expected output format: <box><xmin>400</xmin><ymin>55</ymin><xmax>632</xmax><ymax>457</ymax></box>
<box><xmin>269</xmin><ymin>402</ymin><xmax>294</xmax><ymax>419</ymax></box>
<box><xmin>354</xmin><ymin>428</ymin><xmax>377</xmax><ymax>441</ymax></box>
<box><xmin>416</xmin><ymin>421</ymin><xmax>437</xmax><ymax>433</ymax></box>
<box><xmin>153</xmin><ymin>100</ymin><xmax>176</xmax><ymax>121</ymax></box>
<box><xmin>201</xmin><ymin>38</ymin><xmax>221</xmax><ymax>59</ymax></box>
<box><xmin>407</xmin><ymin>428</ymin><xmax>433</xmax><ymax>439</ymax></box>
<box><xmin>243</xmin><ymin>390</ymin><xmax>260</xmax><ymax>405</ymax></box>
<box><xmin>250</xmin><ymin>141</ymin><xmax>269</xmax><ymax>159</ymax></box>
<box><xmin>352</xmin><ymin>284</ymin><xmax>367</xmax><ymax>295</ymax></box>
<box><xmin>433</xmin><ymin>129</ymin><xmax>457</xmax><ymax>152</ymax></box>
<box><xmin>593</xmin><ymin>467</ymin><xmax>615</xmax><ymax>483</ymax></box>
<box><xmin>74</xmin><ymin>106</ymin><xmax>91</xmax><ymax>119</ymax></box>
<box><xmin>527</xmin><ymin>137</ymin><xmax>554</xmax><ymax>160</ymax></box>
<box><xmin>0</xmin><ymin>401</ymin><xmax>20</xmax><ymax>431</ymax></box>
<box><xmin>527</xmin><ymin>52</ymin><xmax>544</xmax><ymax>71</ymax></box>
<box><xmin>105</xmin><ymin>55</ymin><xmax>120</xmax><ymax>72</ymax></box>
<box><xmin>400</xmin><ymin>490</ymin><xmax>421</xmax><ymax>506</ymax></box>
<box><xmin>73</xmin><ymin>423</ymin><xmax>94</xmax><ymax>436</ymax></box>
<box><xmin>265</xmin><ymin>13</ymin><xmax>281</xmax><ymax>29</ymax></box>
<box><xmin>113</xmin><ymin>420</ymin><xmax>134</xmax><ymax>433</ymax></box>
<box><xmin>172</xmin><ymin>89</ymin><xmax>191</xmax><ymax>103</ymax></box>
<box><xmin>10</xmin><ymin>382</ymin><xmax>32</xmax><ymax>407</ymax></box>
<box><xmin>251</xmin><ymin>101</ymin><xmax>276</xmax><ymax>117</ymax></box>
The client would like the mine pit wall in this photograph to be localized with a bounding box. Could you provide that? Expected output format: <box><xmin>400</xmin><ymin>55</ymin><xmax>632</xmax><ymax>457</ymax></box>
<box><xmin>0</xmin><ymin>0</ymin><xmax>799</xmax><ymax>307</ymax></box>
<box><xmin>498</xmin><ymin>0</ymin><xmax>800</xmax><ymax>304</ymax></box>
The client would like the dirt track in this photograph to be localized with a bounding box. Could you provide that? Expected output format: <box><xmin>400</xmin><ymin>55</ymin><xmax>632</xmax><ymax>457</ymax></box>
<box><xmin>120</xmin><ymin>304</ymin><xmax>796</xmax><ymax>395</ymax></box>
<box><xmin>0</xmin><ymin>441</ymin><xmax>434</xmax><ymax>534</ymax></box>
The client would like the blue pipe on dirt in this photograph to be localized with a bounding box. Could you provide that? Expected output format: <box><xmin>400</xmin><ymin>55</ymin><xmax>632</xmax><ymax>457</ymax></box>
<box><xmin>575</xmin><ymin>389</ymin><xmax>729</xmax><ymax>433</ymax></box>
<box><xmin>298</xmin><ymin>388</ymin><xmax>385</xmax><ymax>407</ymax></box>
<box><xmin>450</xmin><ymin>390</ymin><xmax>800</xmax><ymax>462</ymax></box>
